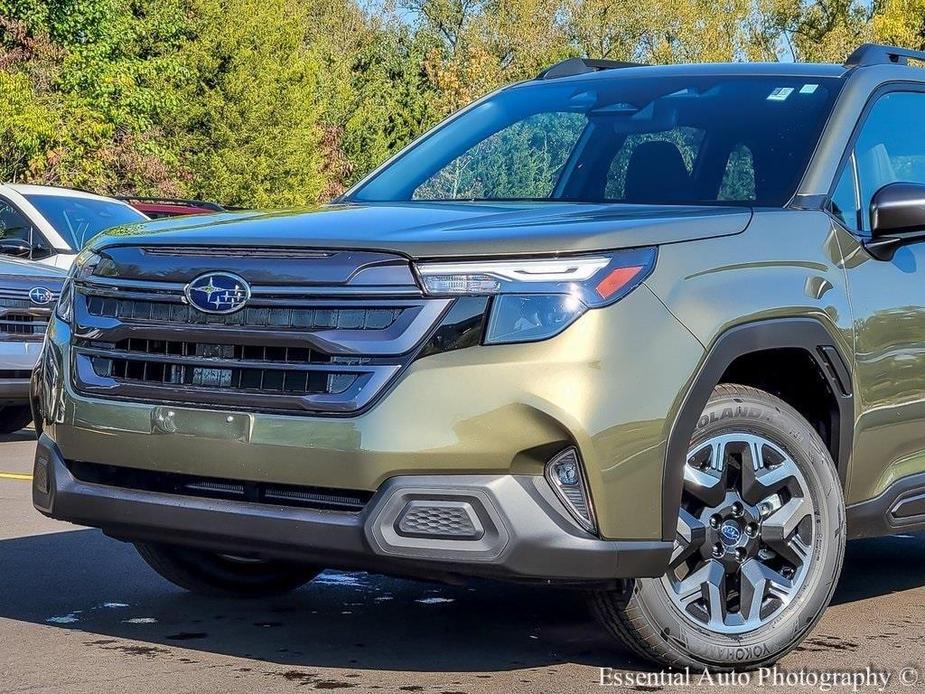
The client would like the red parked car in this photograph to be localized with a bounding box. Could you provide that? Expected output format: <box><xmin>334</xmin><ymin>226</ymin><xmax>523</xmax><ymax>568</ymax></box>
<box><xmin>118</xmin><ymin>197</ymin><xmax>225</xmax><ymax>219</ymax></box>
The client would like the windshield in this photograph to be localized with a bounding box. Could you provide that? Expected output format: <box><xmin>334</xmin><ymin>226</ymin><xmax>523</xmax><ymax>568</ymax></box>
<box><xmin>25</xmin><ymin>194</ymin><xmax>146</xmax><ymax>250</ymax></box>
<box><xmin>348</xmin><ymin>74</ymin><xmax>842</xmax><ymax>207</ymax></box>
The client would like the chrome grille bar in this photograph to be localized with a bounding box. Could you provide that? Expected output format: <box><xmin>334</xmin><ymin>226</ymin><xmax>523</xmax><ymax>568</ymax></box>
<box><xmin>0</xmin><ymin>288</ymin><xmax>55</xmax><ymax>340</ymax></box>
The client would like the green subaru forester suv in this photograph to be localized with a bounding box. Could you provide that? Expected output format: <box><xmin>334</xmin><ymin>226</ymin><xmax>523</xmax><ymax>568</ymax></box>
<box><xmin>31</xmin><ymin>43</ymin><xmax>925</xmax><ymax>669</ymax></box>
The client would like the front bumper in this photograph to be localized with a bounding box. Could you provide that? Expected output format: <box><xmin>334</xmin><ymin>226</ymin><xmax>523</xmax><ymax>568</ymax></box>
<box><xmin>35</xmin><ymin>283</ymin><xmax>705</xmax><ymax>580</ymax></box>
<box><xmin>0</xmin><ymin>341</ymin><xmax>41</xmax><ymax>403</ymax></box>
<box><xmin>0</xmin><ymin>340</ymin><xmax>43</xmax><ymax>371</ymax></box>
<box><xmin>0</xmin><ymin>378</ymin><xmax>29</xmax><ymax>402</ymax></box>
<box><xmin>33</xmin><ymin>435</ymin><xmax>670</xmax><ymax>583</ymax></box>
<box><xmin>38</xmin><ymin>286</ymin><xmax>704</xmax><ymax>542</ymax></box>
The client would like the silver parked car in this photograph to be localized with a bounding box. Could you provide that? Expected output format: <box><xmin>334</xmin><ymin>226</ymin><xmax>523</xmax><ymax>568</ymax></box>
<box><xmin>0</xmin><ymin>256</ymin><xmax>65</xmax><ymax>433</ymax></box>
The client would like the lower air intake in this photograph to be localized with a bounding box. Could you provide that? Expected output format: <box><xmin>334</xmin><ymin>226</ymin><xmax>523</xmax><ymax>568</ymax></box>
<box><xmin>395</xmin><ymin>500</ymin><xmax>484</xmax><ymax>540</ymax></box>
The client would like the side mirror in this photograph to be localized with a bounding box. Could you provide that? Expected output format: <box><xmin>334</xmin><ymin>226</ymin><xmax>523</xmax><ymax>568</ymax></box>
<box><xmin>0</xmin><ymin>237</ymin><xmax>32</xmax><ymax>258</ymax></box>
<box><xmin>865</xmin><ymin>182</ymin><xmax>925</xmax><ymax>260</ymax></box>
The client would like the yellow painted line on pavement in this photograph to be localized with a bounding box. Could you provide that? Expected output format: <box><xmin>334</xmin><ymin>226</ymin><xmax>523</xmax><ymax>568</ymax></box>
<box><xmin>0</xmin><ymin>472</ymin><xmax>32</xmax><ymax>481</ymax></box>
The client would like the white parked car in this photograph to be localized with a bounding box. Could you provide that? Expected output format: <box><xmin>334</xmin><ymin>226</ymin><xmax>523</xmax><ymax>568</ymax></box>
<box><xmin>0</xmin><ymin>184</ymin><xmax>147</xmax><ymax>268</ymax></box>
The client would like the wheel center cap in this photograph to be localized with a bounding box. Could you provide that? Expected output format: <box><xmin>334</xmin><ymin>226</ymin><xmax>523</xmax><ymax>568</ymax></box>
<box><xmin>720</xmin><ymin>520</ymin><xmax>743</xmax><ymax>546</ymax></box>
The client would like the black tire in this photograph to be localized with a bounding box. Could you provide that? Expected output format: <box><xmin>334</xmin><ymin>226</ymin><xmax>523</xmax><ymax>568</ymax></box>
<box><xmin>0</xmin><ymin>405</ymin><xmax>32</xmax><ymax>435</ymax></box>
<box><xmin>135</xmin><ymin>542</ymin><xmax>321</xmax><ymax>598</ymax></box>
<box><xmin>592</xmin><ymin>384</ymin><xmax>845</xmax><ymax>670</ymax></box>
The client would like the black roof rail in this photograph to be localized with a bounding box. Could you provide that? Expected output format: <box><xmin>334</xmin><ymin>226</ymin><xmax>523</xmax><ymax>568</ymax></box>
<box><xmin>536</xmin><ymin>57</ymin><xmax>645</xmax><ymax>80</ymax></box>
<box><xmin>845</xmin><ymin>43</ymin><xmax>925</xmax><ymax>68</ymax></box>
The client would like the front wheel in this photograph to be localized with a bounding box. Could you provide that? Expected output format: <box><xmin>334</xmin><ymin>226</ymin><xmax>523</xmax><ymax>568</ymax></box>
<box><xmin>593</xmin><ymin>384</ymin><xmax>845</xmax><ymax>670</ymax></box>
<box><xmin>135</xmin><ymin>543</ymin><xmax>321</xmax><ymax>598</ymax></box>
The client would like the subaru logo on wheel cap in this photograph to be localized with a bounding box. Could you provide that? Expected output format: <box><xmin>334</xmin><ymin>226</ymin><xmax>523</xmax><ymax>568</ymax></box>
<box><xmin>720</xmin><ymin>521</ymin><xmax>742</xmax><ymax>545</ymax></box>
<box><xmin>29</xmin><ymin>286</ymin><xmax>54</xmax><ymax>305</ymax></box>
<box><xmin>184</xmin><ymin>272</ymin><xmax>251</xmax><ymax>314</ymax></box>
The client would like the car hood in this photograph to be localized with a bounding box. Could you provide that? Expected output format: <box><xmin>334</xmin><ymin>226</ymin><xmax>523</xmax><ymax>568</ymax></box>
<box><xmin>90</xmin><ymin>202</ymin><xmax>753</xmax><ymax>259</ymax></box>
<box><xmin>0</xmin><ymin>255</ymin><xmax>68</xmax><ymax>285</ymax></box>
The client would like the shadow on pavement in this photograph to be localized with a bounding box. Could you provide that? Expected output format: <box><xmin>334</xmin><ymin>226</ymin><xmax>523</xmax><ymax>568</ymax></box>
<box><xmin>0</xmin><ymin>528</ymin><xmax>637</xmax><ymax>673</ymax></box>
<box><xmin>831</xmin><ymin>533</ymin><xmax>925</xmax><ymax>605</ymax></box>
<box><xmin>2</xmin><ymin>526</ymin><xmax>924</xmax><ymax>673</ymax></box>
<box><xmin>0</xmin><ymin>428</ymin><xmax>36</xmax><ymax>444</ymax></box>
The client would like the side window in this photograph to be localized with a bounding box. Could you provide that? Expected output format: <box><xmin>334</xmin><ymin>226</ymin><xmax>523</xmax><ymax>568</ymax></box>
<box><xmin>412</xmin><ymin>112</ymin><xmax>587</xmax><ymax>200</ymax></box>
<box><xmin>842</xmin><ymin>91</ymin><xmax>925</xmax><ymax>232</ymax></box>
<box><xmin>718</xmin><ymin>144</ymin><xmax>756</xmax><ymax>201</ymax></box>
<box><xmin>0</xmin><ymin>200</ymin><xmax>33</xmax><ymax>243</ymax></box>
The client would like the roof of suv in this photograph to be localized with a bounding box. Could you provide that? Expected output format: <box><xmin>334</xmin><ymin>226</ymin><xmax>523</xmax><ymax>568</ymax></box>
<box><xmin>524</xmin><ymin>61</ymin><xmax>848</xmax><ymax>87</ymax></box>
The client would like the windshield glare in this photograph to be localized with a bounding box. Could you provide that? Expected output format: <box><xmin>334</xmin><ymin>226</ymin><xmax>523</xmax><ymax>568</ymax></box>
<box><xmin>25</xmin><ymin>194</ymin><xmax>146</xmax><ymax>250</ymax></box>
<box><xmin>349</xmin><ymin>75</ymin><xmax>841</xmax><ymax>207</ymax></box>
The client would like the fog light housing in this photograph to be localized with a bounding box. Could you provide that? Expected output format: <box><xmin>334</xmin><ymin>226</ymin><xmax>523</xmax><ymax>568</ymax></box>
<box><xmin>33</xmin><ymin>454</ymin><xmax>49</xmax><ymax>495</ymax></box>
<box><xmin>545</xmin><ymin>447</ymin><xmax>597</xmax><ymax>534</ymax></box>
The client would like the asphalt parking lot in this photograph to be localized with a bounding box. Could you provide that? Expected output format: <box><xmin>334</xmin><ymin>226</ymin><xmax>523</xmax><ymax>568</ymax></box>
<box><xmin>2</xmin><ymin>430</ymin><xmax>925</xmax><ymax>693</ymax></box>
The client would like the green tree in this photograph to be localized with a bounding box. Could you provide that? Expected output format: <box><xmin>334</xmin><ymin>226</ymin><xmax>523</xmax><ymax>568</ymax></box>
<box><xmin>1</xmin><ymin>0</ymin><xmax>925</xmax><ymax>209</ymax></box>
<box><xmin>172</xmin><ymin>0</ymin><xmax>331</xmax><ymax>207</ymax></box>
<box><xmin>873</xmin><ymin>0</ymin><xmax>925</xmax><ymax>50</ymax></box>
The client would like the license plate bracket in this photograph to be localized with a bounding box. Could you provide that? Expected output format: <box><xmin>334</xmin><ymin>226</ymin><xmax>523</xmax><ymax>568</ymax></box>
<box><xmin>150</xmin><ymin>406</ymin><xmax>251</xmax><ymax>441</ymax></box>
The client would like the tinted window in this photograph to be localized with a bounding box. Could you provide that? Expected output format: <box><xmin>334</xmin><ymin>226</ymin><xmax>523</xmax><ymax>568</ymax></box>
<box><xmin>350</xmin><ymin>75</ymin><xmax>842</xmax><ymax>207</ymax></box>
<box><xmin>844</xmin><ymin>92</ymin><xmax>925</xmax><ymax>232</ymax></box>
<box><xmin>0</xmin><ymin>200</ymin><xmax>32</xmax><ymax>243</ymax></box>
<box><xmin>25</xmin><ymin>194</ymin><xmax>146</xmax><ymax>250</ymax></box>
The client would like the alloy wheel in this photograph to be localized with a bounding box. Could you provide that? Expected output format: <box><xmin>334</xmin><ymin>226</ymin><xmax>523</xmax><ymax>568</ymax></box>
<box><xmin>661</xmin><ymin>432</ymin><xmax>815</xmax><ymax>634</ymax></box>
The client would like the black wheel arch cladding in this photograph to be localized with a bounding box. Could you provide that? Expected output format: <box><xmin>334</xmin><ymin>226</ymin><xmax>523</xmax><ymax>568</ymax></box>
<box><xmin>662</xmin><ymin>317</ymin><xmax>853</xmax><ymax>542</ymax></box>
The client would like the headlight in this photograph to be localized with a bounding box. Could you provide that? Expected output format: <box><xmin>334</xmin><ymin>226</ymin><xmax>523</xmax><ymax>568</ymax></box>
<box><xmin>54</xmin><ymin>279</ymin><xmax>74</xmax><ymax>322</ymax></box>
<box><xmin>416</xmin><ymin>248</ymin><xmax>656</xmax><ymax>344</ymax></box>
<box><xmin>72</xmin><ymin>248</ymin><xmax>102</xmax><ymax>280</ymax></box>
<box><xmin>55</xmin><ymin>249</ymin><xmax>100</xmax><ymax>323</ymax></box>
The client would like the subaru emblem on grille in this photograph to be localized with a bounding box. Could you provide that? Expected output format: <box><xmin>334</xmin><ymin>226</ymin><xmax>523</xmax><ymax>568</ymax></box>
<box><xmin>29</xmin><ymin>286</ymin><xmax>54</xmax><ymax>305</ymax></box>
<box><xmin>184</xmin><ymin>272</ymin><xmax>251</xmax><ymax>314</ymax></box>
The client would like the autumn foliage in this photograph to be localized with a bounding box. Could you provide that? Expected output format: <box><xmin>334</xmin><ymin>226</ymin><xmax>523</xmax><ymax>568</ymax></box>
<box><xmin>0</xmin><ymin>1</ymin><xmax>916</xmax><ymax>207</ymax></box>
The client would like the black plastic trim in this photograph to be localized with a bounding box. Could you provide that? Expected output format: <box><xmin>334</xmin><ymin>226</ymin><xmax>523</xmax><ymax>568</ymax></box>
<box><xmin>535</xmin><ymin>58</ymin><xmax>645</xmax><ymax>80</ymax></box>
<box><xmin>845</xmin><ymin>43</ymin><xmax>925</xmax><ymax>68</ymax></box>
<box><xmin>846</xmin><ymin>471</ymin><xmax>925</xmax><ymax>539</ymax></box>
<box><xmin>662</xmin><ymin>318</ymin><xmax>854</xmax><ymax>541</ymax></box>
<box><xmin>34</xmin><ymin>434</ymin><xmax>671</xmax><ymax>584</ymax></box>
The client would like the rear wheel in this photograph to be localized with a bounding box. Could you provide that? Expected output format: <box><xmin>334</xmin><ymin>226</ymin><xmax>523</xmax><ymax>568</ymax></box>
<box><xmin>0</xmin><ymin>405</ymin><xmax>32</xmax><ymax>435</ymax></box>
<box><xmin>592</xmin><ymin>384</ymin><xmax>845</xmax><ymax>669</ymax></box>
<box><xmin>135</xmin><ymin>542</ymin><xmax>321</xmax><ymax>597</ymax></box>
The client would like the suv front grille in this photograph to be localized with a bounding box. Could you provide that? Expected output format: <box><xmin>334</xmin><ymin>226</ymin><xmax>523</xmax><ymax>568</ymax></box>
<box><xmin>87</xmin><ymin>352</ymin><xmax>361</xmax><ymax>395</ymax></box>
<box><xmin>0</xmin><ymin>291</ymin><xmax>55</xmax><ymax>340</ymax></box>
<box><xmin>86</xmin><ymin>295</ymin><xmax>404</xmax><ymax>331</ymax></box>
<box><xmin>1</xmin><ymin>313</ymin><xmax>43</xmax><ymax>336</ymax></box>
<box><xmin>70</xmin><ymin>249</ymin><xmax>456</xmax><ymax>415</ymax></box>
<box><xmin>105</xmin><ymin>338</ymin><xmax>334</xmax><ymax>363</ymax></box>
